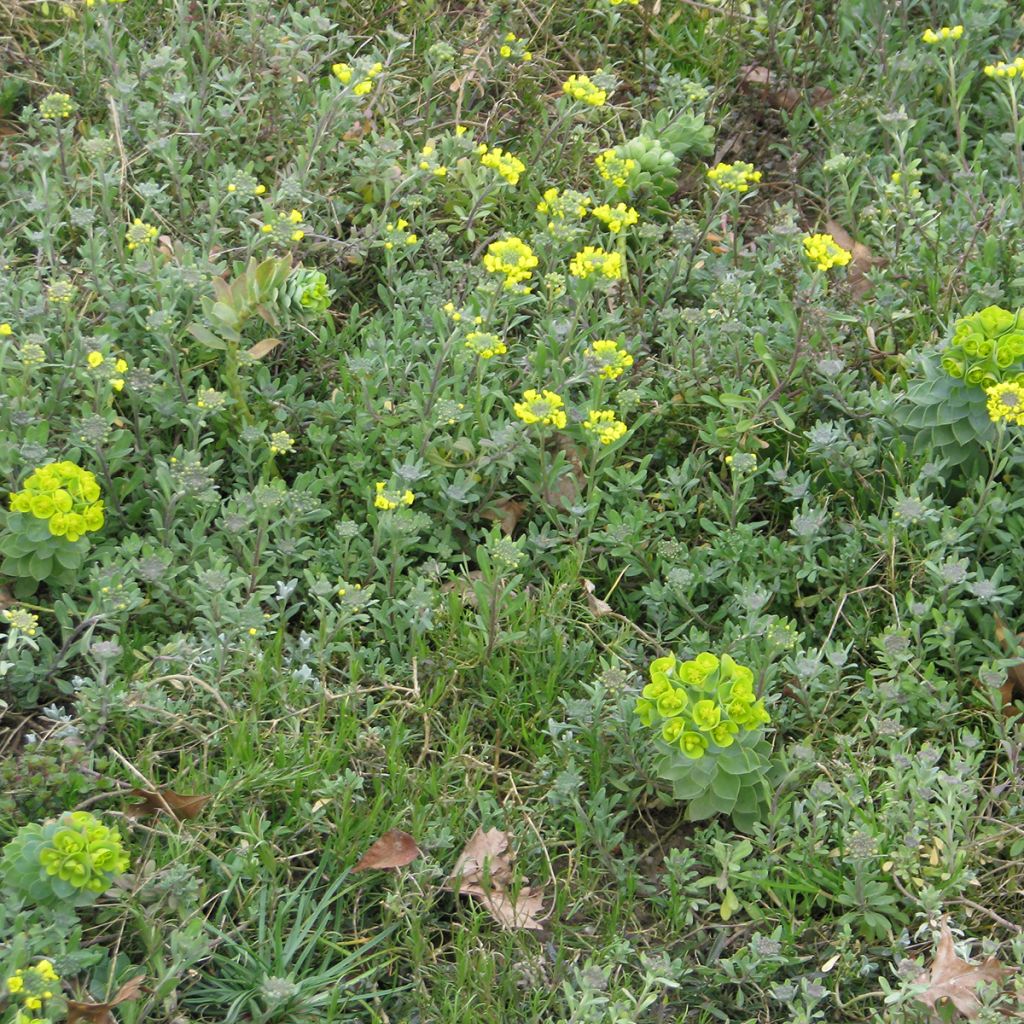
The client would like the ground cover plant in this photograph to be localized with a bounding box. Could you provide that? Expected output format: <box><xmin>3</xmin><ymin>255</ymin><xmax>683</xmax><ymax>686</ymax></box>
<box><xmin>1</xmin><ymin>0</ymin><xmax>1024</xmax><ymax>1020</ymax></box>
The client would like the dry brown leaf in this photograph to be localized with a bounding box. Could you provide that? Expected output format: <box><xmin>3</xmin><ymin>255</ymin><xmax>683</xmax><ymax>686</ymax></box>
<box><xmin>739</xmin><ymin>64</ymin><xmax>832</xmax><ymax>112</ymax></box>
<box><xmin>441</xmin><ymin>569</ymin><xmax>486</xmax><ymax>608</ymax></box>
<box><xmin>583</xmin><ymin>579</ymin><xmax>613</xmax><ymax>617</ymax></box>
<box><xmin>824</xmin><ymin>219</ymin><xmax>881</xmax><ymax>299</ymax></box>
<box><xmin>913</xmin><ymin>921</ymin><xmax>1009</xmax><ymax>1019</ymax></box>
<box><xmin>447</xmin><ymin>827</ymin><xmax>545</xmax><ymax>931</ymax></box>
<box><xmin>991</xmin><ymin>617</ymin><xmax>1024</xmax><ymax>714</ymax></box>
<box><xmin>157</xmin><ymin>234</ymin><xmax>175</xmax><ymax>259</ymax></box>
<box><xmin>125</xmin><ymin>788</ymin><xmax>210</xmax><ymax>821</ymax></box>
<box><xmin>543</xmin><ymin>438</ymin><xmax>585</xmax><ymax>509</ymax></box>
<box><xmin>246</xmin><ymin>337</ymin><xmax>282</xmax><ymax>360</ymax></box>
<box><xmin>67</xmin><ymin>975</ymin><xmax>146</xmax><ymax>1024</ymax></box>
<box><xmin>0</xmin><ymin>586</ymin><xmax>14</xmax><ymax>610</ymax></box>
<box><xmin>482</xmin><ymin>498</ymin><xmax>525</xmax><ymax>536</ymax></box>
<box><xmin>353</xmin><ymin>829</ymin><xmax>421</xmax><ymax>872</ymax></box>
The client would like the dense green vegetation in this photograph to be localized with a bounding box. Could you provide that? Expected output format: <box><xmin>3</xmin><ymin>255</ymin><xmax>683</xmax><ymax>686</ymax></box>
<box><xmin>1</xmin><ymin>1</ymin><xmax>1023</xmax><ymax>1021</ymax></box>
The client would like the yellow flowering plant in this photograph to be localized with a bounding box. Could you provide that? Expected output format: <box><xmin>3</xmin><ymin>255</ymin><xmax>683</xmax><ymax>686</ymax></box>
<box><xmin>2</xmin><ymin>462</ymin><xmax>105</xmax><ymax>593</ymax></box>
<box><xmin>634</xmin><ymin>652</ymin><xmax>773</xmax><ymax>830</ymax></box>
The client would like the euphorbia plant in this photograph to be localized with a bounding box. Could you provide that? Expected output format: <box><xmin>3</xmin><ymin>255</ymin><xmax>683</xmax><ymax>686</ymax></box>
<box><xmin>635</xmin><ymin>651</ymin><xmax>773</xmax><ymax>831</ymax></box>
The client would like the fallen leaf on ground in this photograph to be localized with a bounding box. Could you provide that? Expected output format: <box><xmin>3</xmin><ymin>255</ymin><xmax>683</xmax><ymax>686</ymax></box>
<box><xmin>0</xmin><ymin>586</ymin><xmax>13</xmax><ymax>610</ymax></box>
<box><xmin>67</xmin><ymin>976</ymin><xmax>146</xmax><ymax>1024</ymax></box>
<box><xmin>354</xmin><ymin>829</ymin><xmax>421</xmax><ymax>872</ymax></box>
<box><xmin>482</xmin><ymin>498</ymin><xmax>525</xmax><ymax>535</ymax></box>
<box><xmin>913</xmin><ymin>921</ymin><xmax>1009</xmax><ymax>1019</ymax></box>
<box><xmin>125</xmin><ymin>788</ymin><xmax>210</xmax><ymax>821</ymax></box>
<box><xmin>246</xmin><ymin>337</ymin><xmax>282</xmax><ymax>360</ymax></box>
<box><xmin>739</xmin><ymin>64</ymin><xmax>832</xmax><ymax>111</ymax></box>
<box><xmin>991</xmin><ymin>616</ymin><xmax>1024</xmax><ymax>714</ymax></box>
<box><xmin>583</xmin><ymin>579</ymin><xmax>613</xmax><ymax>617</ymax></box>
<box><xmin>825</xmin><ymin>219</ymin><xmax>881</xmax><ymax>299</ymax></box>
<box><xmin>447</xmin><ymin>827</ymin><xmax>545</xmax><ymax>931</ymax></box>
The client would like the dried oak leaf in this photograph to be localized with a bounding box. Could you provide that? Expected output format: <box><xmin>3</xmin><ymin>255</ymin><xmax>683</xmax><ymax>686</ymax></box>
<box><xmin>913</xmin><ymin>921</ymin><xmax>1009</xmax><ymax>1019</ymax></box>
<box><xmin>67</xmin><ymin>975</ymin><xmax>146</xmax><ymax>1024</ymax></box>
<box><xmin>354</xmin><ymin>829</ymin><xmax>421</xmax><ymax>872</ymax></box>
<box><xmin>825</xmin><ymin>219</ymin><xmax>882</xmax><ymax>299</ymax></box>
<box><xmin>447</xmin><ymin>827</ymin><xmax>545</xmax><ymax>931</ymax></box>
<box><xmin>125</xmin><ymin>788</ymin><xmax>210</xmax><ymax>821</ymax></box>
<box><xmin>739</xmin><ymin>64</ymin><xmax>832</xmax><ymax>112</ymax></box>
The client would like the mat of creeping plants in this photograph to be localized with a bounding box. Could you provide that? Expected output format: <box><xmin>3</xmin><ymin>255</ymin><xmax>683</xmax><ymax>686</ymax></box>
<box><xmin>1</xmin><ymin>2</ymin><xmax>1024</xmax><ymax>1022</ymax></box>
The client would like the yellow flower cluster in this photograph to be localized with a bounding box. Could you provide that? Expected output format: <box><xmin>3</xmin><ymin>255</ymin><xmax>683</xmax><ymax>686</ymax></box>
<box><xmin>0</xmin><ymin>323</ymin><xmax>11</xmax><ymax>336</ymax></box>
<box><xmin>595</xmin><ymin>149</ymin><xmax>637</xmax><ymax>188</ymax></box>
<box><xmin>985</xmin><ymin>381</ymin><xmax>1024</xmax><ymax>425</ymax></box>
<box><xmin>478</xmin><ymin>144</ymin><xmax>526</xmax><ymax>186</ymax></box>
<box><xmin>498</xmin><ymin>31</ymin><xmax>532</xmax><ymax>61</ymax></box>
<box><xmin>384</xmin><ymin>218</ymin><xmax>418</xmax><ymax>248</ymax></box>
<box><xmin>86</xmin><ymin>351</ymin><xmax>129</xmax><ymax>391</ymax></box>
<box><xmin>563</xmin><ymin>74</ymin><xmax>606</xmax><ymax>107</ymax></box>
<box><xmin>332</xmin><ymin>60</ymin><xmax>383</xmax><ymax>96</ymax></box>
<box><xmin>125</xmin><ymin>218</ymin><xmax>158</xmax><ymax>251</ymax></box>
<box><xmin>725</xmin><ymin>452</ymin><xmax>758</xmax><ymax>474</ymax></box>
<box><xmin>514</xmin><ymin>389</ymin><xmax>567</xmax><ymax>429</ymax></box>
<box><xmin>802</xmin><ymin>233</ymin><xmax>852</xmax><ymax>272</ymax></box>
<box><xmin>2</xmin><ymin>607</ymin><xmax>39</xmax><ymax>636</ymax></box>
<box><xmin>591</xmin><ymin>202</ymin><xmax>638</xmax><ymax>233</ymax></box>
<box><xmin>5</xmin><ymin>961</ymin><xmax>59</xmax><ymax>1014</ymax></box>
<box><xmin>583</xmin><ymin>408</ymin><xmax>628</xmax><ymax>445</ymax></box>
<box><xmin>484</xmin><ymin>236</ymin><xmax>538</xmax><ymax>291</ymax></box>
<box><xmin>706</xmin><ymin>161</ymin><xmax>762</xmax><ymax>193</ymax></box>
<box><xmin>465</xmin><ymin>331</ymin><xmax>507</xmax><ymax>359</ymax></box>
<box><xmin>417</xmin><ymin>143</ymin><xmax>448</xmax><ymax>177</ymax></box>
<box><xmin>607</xmin><ymin>0</ymin><xmax>640</xmax><ymax>5</ymax></box>
<box><xmin>8</xmin><ymin>462</ymin><xmax>104</xmax><ymax>542</ymax></box>
<box><xmin>260</xmin><ymin>208</ymin><xmax>307</xmax><ymax>243</ymax></box>
<box><xmin>569</xmin><ymin>246</ymin><xmax>623</xmax><ymax>281</ymax></box>
<box><xmin>584</xmin><ymin>339</ymin><xmax>633</xmax><ymax>380</ymax></box>
<box><xmin>374</xmin><ymin>482</ymin><xmax>415</xmax><ymax>510</ymax></box>
<box><xmin>269</xmin><ymin>430</ymin><xmax>295</xmax><ymax>455</ymax></box>
<box><xmin>922</xmin><ymin>25</ymin><xmax>963</xmax><ymax>44</ymax></box>
<box><xmin>984</xmin><ymin>57</ymin><xmax>1024</xmax><ymax>78</ymax></box>
<box><xmin>39</xmin><ymin>92</ymin><xmax>75</xmax><ymax>119</ymax></box>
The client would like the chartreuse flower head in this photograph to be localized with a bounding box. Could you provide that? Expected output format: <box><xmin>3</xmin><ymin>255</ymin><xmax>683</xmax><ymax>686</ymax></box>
<box><xmin>332</xmin><ymin>58</ymin><xmax>383</xmax><ymax>95</ymax></box>
<box><xmin>706</xmin><ymin>161</ymin><xmax>761</xmax><ymax>193</ymax></box>
<box><xmin>591</xmin><ymin>202</ymin><xmax>639</xmax><ymax>233</ymax></box>
<box><xmin>1</xmin><ymin>811</ymin><xmax>130</xmax><ymax>908</ymax></box>
<box><xmin>802</xmin><ymin>233</ymin><xmax>852</xmax><ymax>272</ymax></box>
<box><xmin>595</xmin><ymin>149</ymin><xmax>637</xmax><ymax>189</ymax></box>
<box><xmin>635</xmin><ymin>651</ymin><xmax>772</xmax><ymax>830</ymax></box>
<box><xmin>39</xmin><ymin>92</ymin><xmax>76</xmax><ymax>120</ymax></box>
<box><xmin>465</xmin><ymin>331</ymin><xmax>506</xmax><ymax>359</ymax></box>
<box><xmin>984</xmin><ymin>56</ymin><xmax>1024</xmax><ymax>78</ymax></box>
<box><xmin>8</xmin><ymin>462</ymin><xmax>104</xmax><ymax>542</ymax></box>
<box><xmin>986</xmin><ymin>382</ymin><xmax>1024</xmax><ymax>425</ymax></box>
<box><xmin>941</xmin><ymin>305</ymin><xmax>1024</xmax><ymax>388</ymax></box>
<box><xmin>514</xmin><ymin>389</ymin><xmax>567</xmax><ymax>429</ymax></box>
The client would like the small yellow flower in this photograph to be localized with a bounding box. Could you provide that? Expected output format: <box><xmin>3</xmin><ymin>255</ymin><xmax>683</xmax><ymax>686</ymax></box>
<box><xmin>125</xmin><ymin>218</ymin><xmax>158</xmax><ymax>251</ymax></box>
<box><xmin>6</xmin><ymin>975</ymin><xmax>24</xmax><ymax>994</ymax></box>
<box><xmin>584</xmin><ymin>339</ymin><xmax>633</xmax><ymax>380</ymax></box>
<box><xmin>483</xmin><ymin>236</ymin><xmax>538</xmax><ymax>292</ymax></box>
<box><xmin>985</xmin><ymin>381</ymin><xmax>1024</xmax><ymax>425</ymax></box>
<box><xmin>332</xmin><ymin>62</ymin><xmax>353</xmax><ymax>83</ymax></box>
<box><xmin>984</xmin><ymin>56</ymin><xmax>1024</xmax><ymax>78</ymax></box>
<box><xmin>922</xmin><ymin>25</ymin><xmax>963</xmax><ymax>44</ymax></box>
<box><xmin>513</xmin><ymin>389</ymin><xmax>567</xmax><ymax>429</ymax></box>
<box><xmin>269</xmin><ymin>430</ymin><xmax>296</xmax><ymax>455</ymax></box>
<box><xmin>562</xmin><ymin>73</ymin><xmax>607</xmax><ymax>107</ymax></box>
<box><xmin>87</xmin><ymin>350</ymin><xmax>104</xmax><ymax>369</ymax></box>
<box><xmin>706</xmin><ymin>161</ymin><xmax>762</xmax><ymax>193</ymax></box>
<box><xmin>802</xmin><ymin>233</ymin><xmax>852</xmax><ymax>272</ymax></box>
<box><xmin>591</xmin><ymin>202</ymin><xmax>639</xmax><ymax>233</ymax></box>
<box><xmin>569</xmin><ymin>246</ymin><xmax>623</xmax><ymax>281</ymax></box>
<box><xmin>583</xmin><ymin>408</ymin><xmax>628</xmax><ymax>445</ymax></box>
<box><xmin>0</xmin><ymin>323</ymin><xmax>12</xmax><ymax>335</ymax></box>
<box><xmin>595</xmin><ymin>149</ymin><xmax>636</xmax><ymax>188</ymax></box>
<box><xmin>374</xmin><ymin>482</ymin><xmax>415</xmax><ymax>510</ymax></box>
<box><xmin>353</xmin><ymin>80</ymin><xmax>372</xmax><ymax>96</ymax></box>
<box><xmin>478</xmin><ymin>145</ymin><xmax>526</xmax><ymax>186</ymax></box>
<box><xmin>465</xmin><ymin>331</ymin><xmax>506</xmax><ymax>359</ymax></box>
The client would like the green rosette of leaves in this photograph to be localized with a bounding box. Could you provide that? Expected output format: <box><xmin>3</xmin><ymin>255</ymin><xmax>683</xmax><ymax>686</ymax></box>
<box><xmin>1</xmin><ymin>810</ymin><xmax>130</xmax><ymax>909</ymax></box>
<box><xmin>1</xmin><ymin>462</ymin><xmax>105</xmax><ymax>596</ymax></box>
<box><xmin>634</xmin><ymin>652</ymin><xmax>773</xmax><ymax>831</ymax></box>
